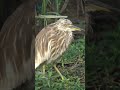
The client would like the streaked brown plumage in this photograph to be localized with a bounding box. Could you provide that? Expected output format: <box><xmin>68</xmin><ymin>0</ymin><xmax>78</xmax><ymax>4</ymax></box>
<box><xmin>35</xmin><ymin>19</ymin><xmax>80</xmax><ymax>75</ymax></box>
<box><xmin>0</xmin><ymin>0</ymin><xmax>35</xmax><ymax>89</ymax></box>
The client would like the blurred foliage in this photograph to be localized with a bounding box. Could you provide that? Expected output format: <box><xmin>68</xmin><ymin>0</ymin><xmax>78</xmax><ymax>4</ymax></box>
<box><xmin>36</xmin><ymin>0</ymin><xmax>64</xmax><ymax>15</ymax></box>
<box><xmin>99</xmin><ymin>0</ymin><xmax>120</xmax><ymax>9</ymax></box>
<box><xmin>35</xmin><ymin>0</ymin><xmax>66</xmax><ymax>29</ymax></box>
<box><xmin>86</xmin><ymin>15</ymin><xmax>120</xmax><ymax>89</ymax></box>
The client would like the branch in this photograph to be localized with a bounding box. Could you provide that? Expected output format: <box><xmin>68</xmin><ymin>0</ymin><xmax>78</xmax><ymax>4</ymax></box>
<box><xmin>60</xmin><ymin>0</ymin><xmax>69</xmax><ymax>13</ymax></box>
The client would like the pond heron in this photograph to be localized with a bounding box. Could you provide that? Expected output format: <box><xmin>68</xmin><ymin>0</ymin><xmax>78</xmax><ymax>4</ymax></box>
<box><xmin>35</xmin><ymin>19</ymin><xmax>81</xmax><ymax>79</ymax></box>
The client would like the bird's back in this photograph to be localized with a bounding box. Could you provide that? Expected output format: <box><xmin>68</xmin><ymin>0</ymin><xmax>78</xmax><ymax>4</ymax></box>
<box><xmin>35</xmin><ymin>23</ymin><xmax>73</xmax><ymax>68</ymax></box>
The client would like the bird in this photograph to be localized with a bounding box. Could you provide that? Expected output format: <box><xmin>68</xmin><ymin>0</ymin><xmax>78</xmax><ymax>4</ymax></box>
<box><xmin>35</xmin><ymin>18</ymin><xmax>81</xmax><ymax>80</ymax></box>
<box><xmin>0</xmin><ymin>0</ymin><xmax>35</xmax><ymax>89</ymax></box>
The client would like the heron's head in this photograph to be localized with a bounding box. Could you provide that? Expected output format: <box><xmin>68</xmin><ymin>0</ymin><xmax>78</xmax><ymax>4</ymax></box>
<box><xmin>55</xmin><ymin>19</ymin><xmax>81</xmax><ymax>32</ymax></box>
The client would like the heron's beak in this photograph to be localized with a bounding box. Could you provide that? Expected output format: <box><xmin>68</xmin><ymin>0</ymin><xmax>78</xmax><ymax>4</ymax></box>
<box><xmin>69</xmin><ymin>25</ymin><xmax>81</xmax><ymax>31</ymax></box>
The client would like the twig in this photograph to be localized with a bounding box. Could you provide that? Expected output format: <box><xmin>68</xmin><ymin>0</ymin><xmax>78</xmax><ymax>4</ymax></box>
<box><xmin>60</xmin><ymin>0</ymin><xmax>69</xmax><ymax>13</ymax></box>
<box><xmin>35</xmin><ymin>15</ymin><xmax>68</xmax><ymax>19</ymax></box>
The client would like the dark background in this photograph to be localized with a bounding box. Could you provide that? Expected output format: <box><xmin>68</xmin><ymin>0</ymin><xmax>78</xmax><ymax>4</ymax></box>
<box><xmin>86</xmin><ymin>0</ymin><xmax>120</xmax><ymax>89</ymax></box>
<box><xmin>0</xmin><ymin>0</ymin><xmax>22</xmax><ymax>30</ymax></box>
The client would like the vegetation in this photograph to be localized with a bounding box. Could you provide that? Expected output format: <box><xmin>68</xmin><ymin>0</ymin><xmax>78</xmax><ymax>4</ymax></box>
<box><xmin>86</xmin><ymin>16</ymin><xmax>120</xmax><ymax>89</ymax></box>
<box><xmin>35</xmin><ymin>37</ymin><xmax>85</xmax><ymax>90</ymax></box>
<box><xmin>35</xmin><ymin>0</ymin><xmax>85</xmax><ymax>90</ymax></box>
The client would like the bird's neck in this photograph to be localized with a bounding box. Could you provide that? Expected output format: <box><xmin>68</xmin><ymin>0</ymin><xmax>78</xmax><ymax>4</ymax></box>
<box><xmin>61</xmin><ymin>31</ymin><xmax>73</xmax><ymax>48</ymax></box>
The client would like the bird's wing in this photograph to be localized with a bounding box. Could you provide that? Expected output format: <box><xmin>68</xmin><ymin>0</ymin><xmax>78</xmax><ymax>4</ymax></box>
<box><xmin>0</xmin><ymin>1</ymin><xmax>35</xmax><ymax>89</ymax></box>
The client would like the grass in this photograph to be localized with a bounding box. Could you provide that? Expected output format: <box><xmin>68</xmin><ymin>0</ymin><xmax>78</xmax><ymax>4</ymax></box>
<box><xmin>35</xmin><ymin>37</ymin><xmax>85</xmax><ymax>90</ymax></box>
<box><xmin>35</xmin><ymin>1</ymin><xmax>85</xmax><ymax>89</ymax></box>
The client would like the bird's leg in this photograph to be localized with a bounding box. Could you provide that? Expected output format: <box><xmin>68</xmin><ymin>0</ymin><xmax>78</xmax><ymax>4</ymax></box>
<box><xmin>53</xmin><ymin>64</ymin><xmax>64</xmax><ymax>80</ymax></box>
<box><xmin>43</xmin><ymin>65</ymin><xmax>45</xmax><ymax>75</ymax></box>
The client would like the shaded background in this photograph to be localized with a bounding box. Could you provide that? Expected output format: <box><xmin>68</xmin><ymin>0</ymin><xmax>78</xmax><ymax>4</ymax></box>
<box><xmin>0</xmin><ymin>0</ymin><xmax>22</xmax><ymax>30</ymax></box>
<box><xmin>86</xmin><ymin>0</ymin><xmax>120</xmax><ymax>89</ymax></box>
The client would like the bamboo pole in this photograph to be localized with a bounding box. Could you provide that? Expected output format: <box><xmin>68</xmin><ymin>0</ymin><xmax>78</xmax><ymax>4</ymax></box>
<box><xmin>35</xmin><ymin>15</ymin><xmax>68</xmax><ymax>19</ymax></box>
